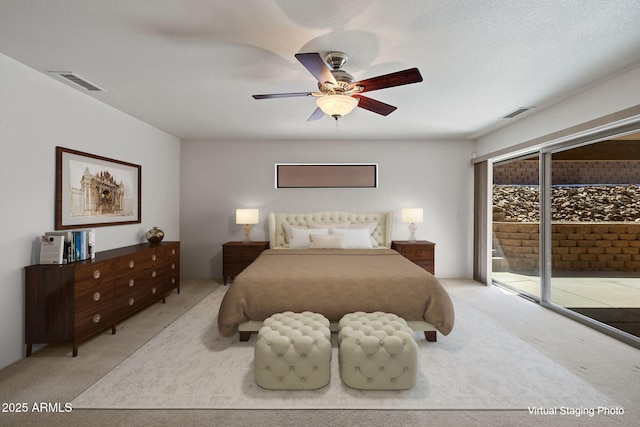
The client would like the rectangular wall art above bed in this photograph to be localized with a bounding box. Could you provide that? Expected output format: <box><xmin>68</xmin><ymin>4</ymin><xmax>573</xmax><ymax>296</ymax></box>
<box><xmin>275</xmin><ymin>163</ymin><xmax>378</xmax><ymax>188</ymax></box>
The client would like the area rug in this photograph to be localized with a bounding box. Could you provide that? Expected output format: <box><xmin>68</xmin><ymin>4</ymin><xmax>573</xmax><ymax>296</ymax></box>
<box><xmin>72</xmin><ymin>286</ymin><xmax>616</xmax><ymax>410</ymax></box>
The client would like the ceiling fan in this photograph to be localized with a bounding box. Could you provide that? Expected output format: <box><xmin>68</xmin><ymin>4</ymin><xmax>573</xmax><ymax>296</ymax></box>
<box><xmin>252</xmin><ymin>52</ymin><xmax>423</xmax><ymax>121</ymax></box>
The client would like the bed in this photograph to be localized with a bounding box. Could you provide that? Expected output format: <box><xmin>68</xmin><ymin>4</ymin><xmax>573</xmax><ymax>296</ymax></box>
<box><xmin>217</xmin><ymin>211</ymin><xmax>454</xmax><ymax>341</ymax></box>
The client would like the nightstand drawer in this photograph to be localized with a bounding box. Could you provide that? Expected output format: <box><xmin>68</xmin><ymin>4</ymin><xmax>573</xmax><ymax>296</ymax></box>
<box><xmin>403</xmin><ymin>247</ymin><xmax>432</xmax><ymax>261</ymax></box>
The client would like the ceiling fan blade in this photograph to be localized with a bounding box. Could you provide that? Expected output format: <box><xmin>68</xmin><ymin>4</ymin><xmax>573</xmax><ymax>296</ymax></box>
<box><xmin>351</xmin><ymin>68</ymin><xmax>423</xmax><ymax>93</ymax></box>
<box><xmin>295</xmin><ymin>53</ymin><xmax>337</xmax><ymax>85</ymax></box>
<box><xmin>252</xmin><ymin>92</ymin><xmax>314</xmax><ymax>99</ymax></box>
<box><xmin>353</xmin><ymin>95</ymin><xmax>397</xmax><ymax>116</ymax></box>
<box><xmin>307</xmin><ymin>107</ymin><xmax>325</xmax><ymax>122</ymax></box>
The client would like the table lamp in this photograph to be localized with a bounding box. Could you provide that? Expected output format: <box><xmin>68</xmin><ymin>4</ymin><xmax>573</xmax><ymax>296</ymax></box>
<box><xmin>402</xmin><ymin>208</ymin><xmax>423</xmax><ymax>242</ymax></box>
<box><xmin>236</xmin><ymin>209</ymin><xmax>259</xmax><ymax>243</ymax></box>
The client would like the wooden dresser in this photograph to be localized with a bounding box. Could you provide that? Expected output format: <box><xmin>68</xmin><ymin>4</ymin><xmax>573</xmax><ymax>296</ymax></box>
<box><xmin>25</xmin><ymin>241</ymin><xmax>180</xmax><ymax>357</ymax></box>
<box><xmin>391</xmin><ymin>240</ymin><xmax>435</xmax><ymax>275</ymax></box>
<box><xmin>222</xmin><ymin>241</ymin><xmax>269</xmax><ymax>284</ymax></box>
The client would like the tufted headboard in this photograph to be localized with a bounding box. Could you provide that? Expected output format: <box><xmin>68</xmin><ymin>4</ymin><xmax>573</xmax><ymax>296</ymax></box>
<box><xmin>268</xmin><ymin>211</ymin><xmax>393</xmax><ymax>249</ymax></box>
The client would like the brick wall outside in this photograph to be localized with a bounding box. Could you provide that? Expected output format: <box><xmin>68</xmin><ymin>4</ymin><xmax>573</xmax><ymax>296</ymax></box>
<box><xmin>493</xmin><ymin>222</ymin><xmax>640</xmax><ymax>273</ymax></box>
<box><xmin>493</xmin><ymin>160</ymin><xmax>640</xmax><ymax>185</ymax></box>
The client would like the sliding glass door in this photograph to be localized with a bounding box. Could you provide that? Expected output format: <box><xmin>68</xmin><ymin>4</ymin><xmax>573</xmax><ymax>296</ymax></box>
<box><xmin>492</xmin><ymin>155</ymin><xmax>540</xmax><ymax>299</ymax></box>
<box><xmin>549</xmin><ymin>138</ymin><xmax>640</xmax><ymax>338</ymax></box>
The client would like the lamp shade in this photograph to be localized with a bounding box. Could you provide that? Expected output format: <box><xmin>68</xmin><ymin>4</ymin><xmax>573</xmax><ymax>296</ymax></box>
<box><xmin>236</xmin><ymin>209</ymin><xmax>259</xmax><ymax>225</ymax></box>
<box><xmin>402</xmin><ymin>208</ymin><xmax>423</xmax><ymax>224</ymax></box>
<box><xmin>316</xmin><ymin>95</ymin><xmax>358</xmax><ymax>118</ymax></box>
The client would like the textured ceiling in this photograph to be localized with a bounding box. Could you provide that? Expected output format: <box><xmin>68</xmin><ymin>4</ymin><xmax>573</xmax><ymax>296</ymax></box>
<box><xmin>1</xmin><ymin>0</ymin><xmax>640</xmax><ymax>141</ymax></box>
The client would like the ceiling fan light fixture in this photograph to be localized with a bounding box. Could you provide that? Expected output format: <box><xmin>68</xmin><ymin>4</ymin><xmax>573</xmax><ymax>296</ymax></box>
<box><xmin>316</xmin><ymin>95</ymin><xmax>358</xmax><ymax>120</ymax></box>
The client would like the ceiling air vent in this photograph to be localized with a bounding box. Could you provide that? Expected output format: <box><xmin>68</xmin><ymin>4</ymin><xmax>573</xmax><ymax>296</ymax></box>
<box><xmin>49</xmin><ymin>71</ymin><xmax>106</xmax><ymax>92</ymax></box>
<box><xmin>502</xmin><ymin>107</ymin><xmax>534</xmax><ymax>119</ymax></box>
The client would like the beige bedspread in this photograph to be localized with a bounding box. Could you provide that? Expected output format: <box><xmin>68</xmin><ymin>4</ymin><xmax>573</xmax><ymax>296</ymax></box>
<box><xmin>217</xmin><ymin>249</ymin><xmax>454</xmax><ymax>337</ymax></box>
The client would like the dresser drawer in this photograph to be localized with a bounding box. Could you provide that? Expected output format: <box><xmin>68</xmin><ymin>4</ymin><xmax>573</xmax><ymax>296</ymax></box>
<box><xmin>115</xmin><ymin>282</ymin><xmax>163</xmax><ymax>318</ymax></box>
<box><xmin>115</xmin><ymin>248</ymin><xmax>163</xmax><ymax>273</ymax></box>
<box><xmin>165</xmin><ymin>244</ymin><xmax>179</xmax><ymax>260</ymax></box>
<box><xmin>75</xmin><ymin>261</ymin><xmax>114</xmax><ymax>290</ymax></box>
<box><xmin>75</xmin><ymin>279</ymin><xmax>114</xmax><ymax>307</ymax></box>
<box><xmin>114</xmin><ymin>271</ymin><xmax>162</xmax><ymax>298</ymax></box>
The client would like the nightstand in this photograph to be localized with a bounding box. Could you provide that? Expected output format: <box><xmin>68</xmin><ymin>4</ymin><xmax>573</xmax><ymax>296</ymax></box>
<box><xmin>391</xmin><ymin>240</ymin><xmax>435</xmax><ymax>275</ymax></box>
<box><xmin>222</xmin><ymin>241</ymin><xmax>269</xmax><ymax>284</ymax></box>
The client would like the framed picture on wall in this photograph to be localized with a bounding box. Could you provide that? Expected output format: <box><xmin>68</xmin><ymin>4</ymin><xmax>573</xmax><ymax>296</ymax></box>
<box><xmin>275</xmin><ymin>163</ymin><xmax>378</xmax><ymax>188</ymax></box>
<box><xmin>55</xmin><ymin>146</ymin><xmax>141</xmax><ymax>229</ymax></box>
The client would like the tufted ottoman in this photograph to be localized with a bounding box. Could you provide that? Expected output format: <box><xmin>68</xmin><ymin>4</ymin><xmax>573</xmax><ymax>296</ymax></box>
<box><xmin>254</xmin><ymin>311</ymin><xmax>332</xmax><ymax>390</ymax></box>
<box><xmin>338</xmin><ymin>311</ymin><xmax>419</xmax><ymax>390</ymax></box>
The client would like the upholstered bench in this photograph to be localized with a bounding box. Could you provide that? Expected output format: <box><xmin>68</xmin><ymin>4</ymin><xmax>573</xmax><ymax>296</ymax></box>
<box><xmin>338</xmin><ymin>311</ymin><xmax>419</xmax><ymax>390</ymax></box>
<box><xmin>254</xmin><ymin>311</ymin><xmax>332</xmax><ymax>390</ymax></box>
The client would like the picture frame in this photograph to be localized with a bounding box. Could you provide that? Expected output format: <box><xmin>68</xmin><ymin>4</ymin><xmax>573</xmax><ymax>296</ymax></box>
<box><xmin>55</xmin><ymin>146</ymin><xmax>141</xmax><ymax>229</ymax></box>
<box><xmin>275</xmin><ymin>163</ymin><xmax>378</xmax><ymax>188</ymax></box>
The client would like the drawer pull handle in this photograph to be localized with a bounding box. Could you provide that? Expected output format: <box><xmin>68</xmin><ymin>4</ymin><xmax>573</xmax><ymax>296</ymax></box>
<box><xmin>171</xmin><ymin>278</ymin><xmax>176</xmax><ymax>284</ymax></box>
<box><xmin>171</xmin><ymin>263</ymin><xmax>176</xmax><ymax>270</ymax></box>
<box><xmin>129</xmin><ymin>260</ymin><xmax>135</xmax><ymax>268</ymax></box>
<box><xmin>129</xmin><ymin>279</ymin><xmax>135</xmax><ymax>287</ymax></box>
<box><xmin>93</xmin><ymin>292</ymin><xmax>100</xmax><ymax>301</ymax></box>
<box><xmin>171</xmin><ymin>249</ymin><xmax>176</xmax><ymax>255</ymax></box>
<box><xmin>93</xmin><ymin>314</ymin><xmax>101</xmax><ymax>323</ymax></box>
<box><xmin>128</xmin><ymin>298</ymin><xmax>135</xmax><ymax>306</ymax></box>
<box><xmin>151</xmin><ymin>287</ymin><xmax>157</xmax><ymax>294</ymax></box>
<box><xmin>151</xmin><ymin>271</ymin><xmax>157</xmax><ymax>278</ymax></box>
<box><xmin>152</xmin><ymin>254</ymin><xmax>157</xmax><ymax>261</ymax></box>
<box><xmin>93</xmin><ymin>270</ymin><xmax>101</xmax><ymax>279</ymax></box>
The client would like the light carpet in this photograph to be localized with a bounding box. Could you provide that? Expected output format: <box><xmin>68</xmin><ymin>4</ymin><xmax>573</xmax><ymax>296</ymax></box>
<box><xmin>72</xmin><ymin>286</ymin><xmax>616</xmax><ymax>410</ymax></box>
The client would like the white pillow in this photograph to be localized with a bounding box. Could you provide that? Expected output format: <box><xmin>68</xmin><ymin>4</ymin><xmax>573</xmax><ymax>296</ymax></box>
<box><xmin>330</xmin><ymin>227</ymin><xmax>373</xmax><ymax>249</ymax></box>
<box><xmin>349</xmin><ymin>222</ymin><xmax>379</xmax><ymax>247</ymax></box>
<box><xmin>309</xmin><ymin>234</ymin><xmax>345</xmax><ymax>249</ymax></box>
<box><xmin>282</xmin><ymin>221</ymin><xmax>307</xmax><ymax>244</ymax></box>
<box><xmin>349</xmin><ymin>222</ymin><xmax>377</xmax><ymax>234</ymax></box>
<box><xmin>289</xmin><ymin>227</ymin><xmax>328</xmax><ymax>248</ymax></box>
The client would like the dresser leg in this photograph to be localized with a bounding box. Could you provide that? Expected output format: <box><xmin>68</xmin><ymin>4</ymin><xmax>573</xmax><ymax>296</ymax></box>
<box><xmin>425</xmin><ymin>331</ymin><xmax>437</xmax><ymax>342</ymax></box>
<box><xmin>239</xmin><ymin>331</ymin><xmax>251</xmax><ymax>342</ymax></box>
<box><xmin>112</xmin><ymin>324</ymin><xmax>117</xmax><ymax>335</ymax></box>
<box><xmin>72</xmin><ymin>343</ymin><xmax>78</xmax><ymax>357</ymax></box>
<box><xmin>26</xmin><ymin>343</ymin><xmax>32</xmax><ymax>357</ymax></box>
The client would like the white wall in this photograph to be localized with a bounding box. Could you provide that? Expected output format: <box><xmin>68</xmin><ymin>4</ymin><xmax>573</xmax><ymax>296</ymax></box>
<box><xmin>0</xmin><ymin>53</ymin><xmax>180</xmax><ymax>369</ymax></box>
<box><xmin>180</xmin><ymin>138</ymin><xmax>474</xmax><ymax>280</ymax></box>
<box><xmin>475</xmin><ymin>63</ymin><xmax>640</xmax><ymax>157</ymax></box>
